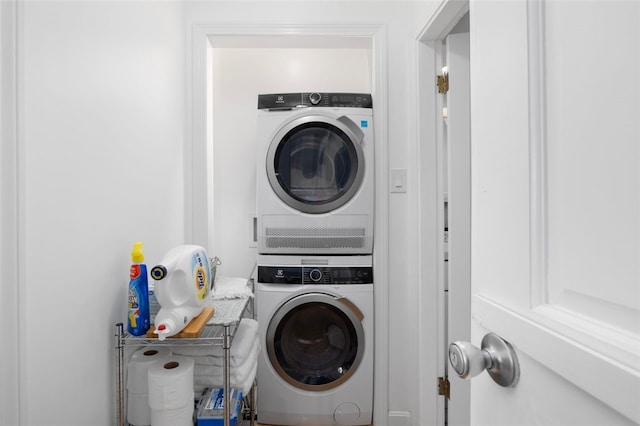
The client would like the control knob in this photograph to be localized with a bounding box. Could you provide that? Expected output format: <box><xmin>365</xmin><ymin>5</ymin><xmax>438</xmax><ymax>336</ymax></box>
<box><xmin>308</xmin><ymin>93</ymin><xmax>322</xmax><ymax>105</ymax></box>
<box><xmin>309</xmin><ymin>268</ymin><xmax>323</xmax><ymax>282</ymax></box>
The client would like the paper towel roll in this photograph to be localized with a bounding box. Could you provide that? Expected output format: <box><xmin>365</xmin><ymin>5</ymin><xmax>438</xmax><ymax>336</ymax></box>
<box><xmin>127</xmin><ymin>392</ymin><xmax>151</xmax><ymax>426</ymax></box>
<box><xmin>148</xmin><ymin>356</ymin><xmax>194</xmax><ymax>410</ymax></box>
<box><xmin>127</xmin><ymin>347</ymin><xmax>173</xmax><ymax>426</ymax></box>
<box><xmin>150</xmin><ymin>392</ymin><xmax>194</xmax><ymax>426</ymax></box>
<box><xmin>127</xmin><ymin>346</ymin><xmax>173</xmax><ymax>394</ymax></box>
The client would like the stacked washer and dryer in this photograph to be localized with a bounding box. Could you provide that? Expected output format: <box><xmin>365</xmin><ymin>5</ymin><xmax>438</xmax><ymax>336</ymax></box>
<box><xmin>255</xmin><ymin>92</ymin><xmax>375</xmax><ymax>426</ymax></box>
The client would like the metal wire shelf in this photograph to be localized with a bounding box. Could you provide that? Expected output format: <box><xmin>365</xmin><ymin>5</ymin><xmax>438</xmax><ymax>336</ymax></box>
<box><xmin>114</xmin><ymin>295</ymin><xmax>254</xmax><ymax>426</ymax></box>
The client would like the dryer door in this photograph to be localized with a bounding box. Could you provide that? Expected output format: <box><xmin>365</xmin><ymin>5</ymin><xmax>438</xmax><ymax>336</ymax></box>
<box><xmin>266</xmin><ymin>292</ymin><xmax>365</xmax><ymax>391</ymax></box>
<box><xmin>266</xmin><ymin>115</ymin><xmax>365</xmax><ymax>214</ymax></box>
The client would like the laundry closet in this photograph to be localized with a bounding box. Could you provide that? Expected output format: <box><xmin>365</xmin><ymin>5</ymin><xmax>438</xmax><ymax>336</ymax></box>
<box><xmin>208</xmin><ymin>38</ymin><xmax>373</xmax><ymax>277</ymax></box>
<box><xmin>207</xmin><ymin>37</ymin><xmax>374</xmax><ymax>425</ymax></box>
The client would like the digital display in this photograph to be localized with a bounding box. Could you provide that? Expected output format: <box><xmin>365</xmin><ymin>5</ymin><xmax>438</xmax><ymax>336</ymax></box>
<box><xmin>333</xmin><ymin>95</ymin><xmax>355</xmax><ymax>103</ymax></box>
<box><xmin>327</xmin><ymin>93</ymin><xmax>372</xmax><ymax>108</ymax></box>
<box><xmin>302</xmin><ymin>266</ymin><xmax>373</xmax><ymax>284</ymax></box>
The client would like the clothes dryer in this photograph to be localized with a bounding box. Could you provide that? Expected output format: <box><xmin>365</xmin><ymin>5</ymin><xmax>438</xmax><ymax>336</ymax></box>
<box><xmin>256</xmin><ymin>254</ymin><xmax>374</xmax><ymax>425</ymax></box>
<box><xmin>256</xmin><ymin>93</ymin><xmax>374</xmax><ymax>254</ymax></box>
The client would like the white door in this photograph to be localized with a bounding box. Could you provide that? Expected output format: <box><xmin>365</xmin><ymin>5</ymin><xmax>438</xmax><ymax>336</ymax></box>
<box><xmin>468</xmin><ymin>0</ymin><xmax>640</xmax><ymax>425</ymax></box>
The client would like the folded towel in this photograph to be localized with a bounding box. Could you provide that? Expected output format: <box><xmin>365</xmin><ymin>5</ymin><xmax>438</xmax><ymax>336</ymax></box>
<box><xmin>189</xmin><ymin>341</ymin><xmax>253</xmax><ymax>368</ymax></box>
<box><xmin>237</xmin><ymin>355</ymin><xmax>257</xmax><ymax>395</ymax></box>
<box><xmin>213</xmin><ymin>276</ymin><xmax>253</xmax><ymax>300</ymax></box>
<box><xmin>188</xmin><ymin>355</ymin><xmax>224</xmax><ymax>367</ymax></box>
<box><xmin>191</xmin><ymin>335</ymin><xmax>258</xmax><ymax>367</ymax></box>
<box><xmin>228</xmin><ymin>318</ymin><xmax>258</xmax><ymax>357</ymax></box>
<box><xmin>193</xmin><ymin>338</ymin><xmax>260</xmax><ymax>385</ymax></box>
<box><xmin>172</xmin><ymin>318</ymin><xmax>258</xmax><ymax>358</ymax></box>
<box><xmin>193</xmin><ymin>359</ymin><xmax>257</xmax><ymax>396</ymax></box>
<box><xmin>193</xmin><ymin>338</ymin><xmax>260</xmax><ymax>395</ymax></box>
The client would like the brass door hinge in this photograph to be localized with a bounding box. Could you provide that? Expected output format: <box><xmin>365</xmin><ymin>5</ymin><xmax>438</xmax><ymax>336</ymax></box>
<box><xmin>437</xmin><ymin>73</ymin><xmax>449</xmax><ymax>94</ymax></box>
<box><xmin>438</xmin><ymin>376</ymin><xmax>450</xmax><ymax>399</ymax></box>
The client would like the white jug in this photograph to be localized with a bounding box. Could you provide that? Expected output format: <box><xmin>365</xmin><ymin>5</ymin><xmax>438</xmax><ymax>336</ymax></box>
<box><xmin>150</xmin><ymin>245</ymin><xmax>211</xmax><ymax>340</ymax></box>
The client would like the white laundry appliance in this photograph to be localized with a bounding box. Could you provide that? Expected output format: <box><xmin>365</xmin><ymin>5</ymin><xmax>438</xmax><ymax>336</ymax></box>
<box><xmin>256</xmin><ymin>92</ymin><xmax>374</xmax><ymax>255</ymax></box>
<box><xmin>256</xmin><ymin>254</ymin><xmax>374</xmax><ymax>426</ymax></box>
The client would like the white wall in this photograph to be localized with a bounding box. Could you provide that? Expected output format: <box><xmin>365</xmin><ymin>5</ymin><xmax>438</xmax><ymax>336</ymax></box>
<box><xmin>18</xmin><ymin>2</ymin><xmax>185</xmax><ymax>424</ymax></box>
<box><xmin>4</xmin><ymin>1</ymin><xmax>440</xmax><ymax>425</ymax></box>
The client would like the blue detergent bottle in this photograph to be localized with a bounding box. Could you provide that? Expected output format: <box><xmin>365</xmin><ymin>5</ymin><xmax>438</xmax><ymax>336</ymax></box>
<box><xmin>127</xmin><ymin>241</ymin><xmax>150</xmax><ymax>336</ymax></box>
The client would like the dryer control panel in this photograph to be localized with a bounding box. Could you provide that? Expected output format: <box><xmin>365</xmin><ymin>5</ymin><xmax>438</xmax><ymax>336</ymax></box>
<box><xmin>258</xmin><ymin>265</ymin><xmax>373</xmax><ymax>285</ymax></box>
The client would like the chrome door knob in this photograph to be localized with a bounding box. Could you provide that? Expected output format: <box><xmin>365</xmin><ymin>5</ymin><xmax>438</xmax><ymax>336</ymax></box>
<box><xmin>449</xmin><ymin>332</ymin><xmax>520</xmax><ymax>387</ymax></box>
<box><xmin>449</xmin><ymin>341</ymin><xmax>491</xmax><ymax>379</ymax></box>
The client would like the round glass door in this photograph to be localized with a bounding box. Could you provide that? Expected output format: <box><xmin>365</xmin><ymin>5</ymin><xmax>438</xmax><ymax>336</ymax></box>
<box><xmin>266</xmin><ymin>115</ymin><xmax>365</xmax><ymax>214</ymax></box>
<box><xmin>266</xmin><ymin>293</ymin><xmax>365</xmax><ymax>391</ymax></box>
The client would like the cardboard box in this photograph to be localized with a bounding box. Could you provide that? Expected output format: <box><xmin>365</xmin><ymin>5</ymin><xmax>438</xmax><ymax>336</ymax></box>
<box><xmin>196</xmin><ymin>388</ymin><xmax>243</xmax><ymax>426</ymax></box>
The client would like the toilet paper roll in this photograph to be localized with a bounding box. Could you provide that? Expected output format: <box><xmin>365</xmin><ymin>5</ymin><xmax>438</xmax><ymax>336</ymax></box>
<box><xmin>150</xmin><ymin>394</ymin><xmax>194</xmax><ymax>426</ymax></box>
<box><xmin>127</xmin><ymin>346</ymin><xmax>172</xmax><ymax>394</ymax></box>
<box><xmin>126</xmin><ymin>392</ymin><xmax>151</xmax><ymax>426</ymax></box>
<box><xmin>148</xmin><ymin>355</ymin><xmax>194</xmax><ymax>410</ymax></box>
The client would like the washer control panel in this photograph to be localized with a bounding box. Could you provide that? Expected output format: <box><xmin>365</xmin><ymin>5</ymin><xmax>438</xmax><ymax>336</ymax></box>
<box><xmin>258</xmin><ymin>265</ymin><xmax>373</xmax><ymax>285</ymax></box>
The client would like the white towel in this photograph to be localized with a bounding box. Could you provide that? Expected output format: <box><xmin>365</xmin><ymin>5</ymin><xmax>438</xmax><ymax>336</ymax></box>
<box><xmin>188</xmin><ymin>352</ymin><xmax>246</xmax><ymax>368</ymax></box>
<box><xmin>192</xmin><ymin>338</ymin><xmax>260</xmax><ymax>395</ymax></box>
<box><xmin>213</xmin><ymin>276</ymin><xmax>253</xmax><ymax>300</ymax></box>
<box><xmin>193</xmin><ymin>338</ymin><xmax>260</xmax><ymax>385</ymax></box>
<box><xmin>172</xmin><ymin>318</ymin><xmax>258</xmax><ymax>359</ymax></box>
<box><xmin>193</xmin><ymin>360</ymin><xmax>257</xmax><ymax>397</ymax></box>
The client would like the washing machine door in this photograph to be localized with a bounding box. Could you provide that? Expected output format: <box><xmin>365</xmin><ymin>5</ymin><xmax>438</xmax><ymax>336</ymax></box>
<box><xmin>266</xmin><ymin>115</ymin><xmax>366</xmax><ymax>214</ymax></box>
<box><xmin>266</xmin><ymin>292</ymin><xmax>365</xmax><ymax>391</ymax></box>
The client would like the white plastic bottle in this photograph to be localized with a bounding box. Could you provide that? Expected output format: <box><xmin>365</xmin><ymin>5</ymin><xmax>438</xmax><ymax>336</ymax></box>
<box><xmin>147</xmin><ymin>279</ymin><xmax>160</xmax><ymax>326</ymax></box>
<box><xmin>150</xmin><ymin>245</ymin><xmax>211</xmax><ymax>340</ymax></box>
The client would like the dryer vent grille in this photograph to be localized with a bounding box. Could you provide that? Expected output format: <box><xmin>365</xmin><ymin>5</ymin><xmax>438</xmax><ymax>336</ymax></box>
<box><xmin>265</xmin><ymin>227</ymin><xmax>367</xmax><ymax>249</ymax></box>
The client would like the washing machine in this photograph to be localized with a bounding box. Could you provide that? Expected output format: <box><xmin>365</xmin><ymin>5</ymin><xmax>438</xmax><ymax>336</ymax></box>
<box><xmin>256</xmin><ymin>254</ymin><xmax>374</xmax><ymax>425</ymax></box>
<box><xmin>256</xmin><ymin>92</ymin><xmax>374</xmax><ymax>255</ymax></box>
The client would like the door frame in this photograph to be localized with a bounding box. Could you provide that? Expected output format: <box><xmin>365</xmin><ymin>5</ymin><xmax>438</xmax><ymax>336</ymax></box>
<box><xmin>0</xmin><ymin>1</ymin><xmax>23</xmax><ymax>425</ymax></box>
<box><xmin>186</xmin><ymin>22</ymin><xmax>390</xmax><ymax>425</ymax></box>
<box><xmin>415</xmin><ymin>1</ymin><xmax>469</xmax><ymax>425</ymax></box>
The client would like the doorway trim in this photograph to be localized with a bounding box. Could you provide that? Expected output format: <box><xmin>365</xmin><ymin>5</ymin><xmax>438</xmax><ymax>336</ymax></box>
<box><xmin>186</xmin><ymin>22</ymin><xmax>390</xmax><ymax>425</ymax></box>
<box><xmin>0</xmin><ymin>1</ymin><xmax>23</xmax><ymax>425</ymax></box>
<box><xmin>415</xmin><ymin>1</ymin><xmax>469</xmax><ymax>425</ymax></box>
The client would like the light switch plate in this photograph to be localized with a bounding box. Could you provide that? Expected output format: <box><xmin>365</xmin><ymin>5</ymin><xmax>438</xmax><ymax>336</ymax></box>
<box><xmin>390</xmin><ymin>168</ymin><xmax>407</xmax><ymax>193</ymax></box>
